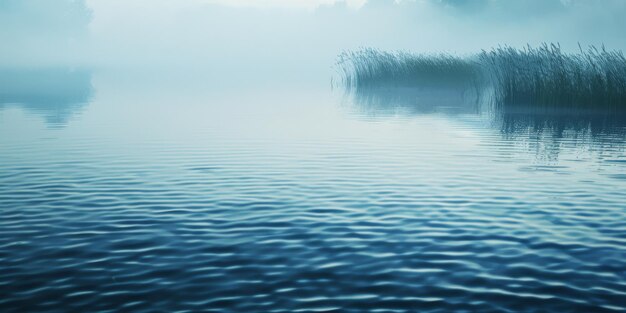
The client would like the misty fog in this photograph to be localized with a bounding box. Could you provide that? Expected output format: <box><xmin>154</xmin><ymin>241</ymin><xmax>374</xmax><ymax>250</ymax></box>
<box><xmin>3</xmin><ymin>0</ymin><xmax>626</xmax><ymax>81</ymax></box>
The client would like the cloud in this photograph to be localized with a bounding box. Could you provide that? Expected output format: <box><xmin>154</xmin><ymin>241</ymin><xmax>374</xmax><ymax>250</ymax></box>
<box><xmin>202</xmin><ymin>0</ymin><xmax>367</xmax><ymax>10</ymax></box>
<box><xmin>0</xmin><ymin>0</ymin><xmax>91</xmax><ymax>34</ymax></box>
<box><xmin>3</xmin><ymin>0</ymin><xmax>626</xmax><ymax>72</ymax></box>
<box><xmin>0</xmin><ymin>0</ymin><xmax>91</xmax><ymax>67</ymax></box>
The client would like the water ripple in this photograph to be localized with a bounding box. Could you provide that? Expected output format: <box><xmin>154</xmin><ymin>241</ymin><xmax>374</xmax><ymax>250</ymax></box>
<box><xmin>1</xmin><ymin>85</ymin><xmax>626</xmax><ymax>312</ymax></box>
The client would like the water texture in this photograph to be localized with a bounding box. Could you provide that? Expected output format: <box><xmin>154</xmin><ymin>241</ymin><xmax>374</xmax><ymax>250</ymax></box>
<box><xmin>1</xmin><ymin>71</ymin><xmax>626</xmax><ymax>312</ymax></box>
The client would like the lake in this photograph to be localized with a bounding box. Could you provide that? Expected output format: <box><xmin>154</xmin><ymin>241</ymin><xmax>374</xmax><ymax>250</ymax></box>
<box><xmin>1</xmin><ymin>68</ymin><xmax>625</xmax><ymax>312</ymax></box>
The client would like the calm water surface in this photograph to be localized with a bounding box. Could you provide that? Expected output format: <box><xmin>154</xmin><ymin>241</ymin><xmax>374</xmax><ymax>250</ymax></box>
<box><xmin>1</xmin><ymin>69</ymin><xmax>626</xmax><ymax>312</ymax></box>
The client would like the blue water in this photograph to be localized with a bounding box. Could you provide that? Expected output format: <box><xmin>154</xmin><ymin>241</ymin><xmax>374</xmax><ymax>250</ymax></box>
<box><xmin>1</xmin><ymin>69</ymin><xmax>626</xmax><ymax>312</ymax></box>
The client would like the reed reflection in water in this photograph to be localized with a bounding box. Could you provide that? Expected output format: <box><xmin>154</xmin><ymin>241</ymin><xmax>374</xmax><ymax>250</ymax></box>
<box><xmin>344</xmin><ymin>83</ymin><xmax>626</xmax><ymax>162</ymax></box>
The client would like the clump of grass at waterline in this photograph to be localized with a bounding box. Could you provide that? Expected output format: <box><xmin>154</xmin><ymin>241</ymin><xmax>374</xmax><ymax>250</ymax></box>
<box><xmin>481</xmin><ymin>44</ymin><xmax>626</xmax><ymax>110</ymax></box>
<box><xmin>336</xmin><ymin>48</ymin><xmax>481</xmax><ymax>89</ymax></box>
<box><xmin>337</xmin><ymin>44</ymin><xmax>626</xmax><ymax>109</ymax></box>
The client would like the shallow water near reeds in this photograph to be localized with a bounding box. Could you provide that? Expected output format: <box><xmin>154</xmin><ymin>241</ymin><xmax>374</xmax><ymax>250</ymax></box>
<box><xmin>1</xmin><ymin>69</ymin><xmax>626</xmax><ymax>312</ymax></box>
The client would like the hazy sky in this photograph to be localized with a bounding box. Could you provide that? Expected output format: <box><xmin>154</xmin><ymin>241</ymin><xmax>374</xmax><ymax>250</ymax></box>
<box><xmin>202</xmin><ymin>0</ymin><xmax>368</xmax><ymax>9</ymax></box>
<box><xmin>2</xmin><ymin>0</ymin><xmax>626</xmax><ymax>78</ymax></box>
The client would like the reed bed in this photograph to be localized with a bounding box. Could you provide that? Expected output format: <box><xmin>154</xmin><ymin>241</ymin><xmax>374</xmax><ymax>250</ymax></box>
<box><xmin>336</xmin><ymin>48</ymin><xmax>480</xmax><ymax>89</ymax></box>
<box><xmin>338</xmin><ymin>44</ymin><xmax>626</xmax><ymax>109</ymax></box>
<box><xmin>481</xmin><ymin>44</ymin><xmax>626</xmax><ymax>109</ymax></box>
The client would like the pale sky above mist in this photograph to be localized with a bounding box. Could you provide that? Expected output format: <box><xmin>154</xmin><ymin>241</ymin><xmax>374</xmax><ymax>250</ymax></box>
<box><xmin>201</xmin><ymin>0</ymin><xmax>368</xmax><ymax>9</ymax></box>
<box><xmin>3</xmin><ymin>0</ymin><xmax>626</xmax><ymax>76</ymax></box>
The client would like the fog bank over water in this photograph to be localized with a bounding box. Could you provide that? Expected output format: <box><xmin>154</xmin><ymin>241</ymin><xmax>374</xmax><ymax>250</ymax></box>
<box><xmin>0</xmin><ymin>0</ymin><xmax>91</xmax><ymax>68</ymax></box>
<box><xmin>2</xmin><ymin>0</ymin><xmax>626</xmax><ymax>80</ymax></box>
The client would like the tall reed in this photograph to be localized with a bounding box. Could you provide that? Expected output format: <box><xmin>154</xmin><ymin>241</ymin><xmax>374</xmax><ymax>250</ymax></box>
<box><xmin>480</xmin><ymin>44</ymin><xmax>626</xmax><ymax>110</ymax></box>
<box><xmin>338</xmin><ymin>44</ymin><xmax>626</xmax><ymax>109</ymax></box>
<box><xmin>336</xmin><ymin>48</ymin><xmax>480</xmax><ymax>89</ymax></box>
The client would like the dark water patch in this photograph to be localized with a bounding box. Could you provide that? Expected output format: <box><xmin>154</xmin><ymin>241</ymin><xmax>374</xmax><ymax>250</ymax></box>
<box><xmin>607</xmin><ymin>174</ymin><xmax>626</xmax><ymax>180</ymax></box>
<box><xmin>604</xmin><ymin>159</ymin><xmax>626</xmax><ymax>164</ymax></box>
